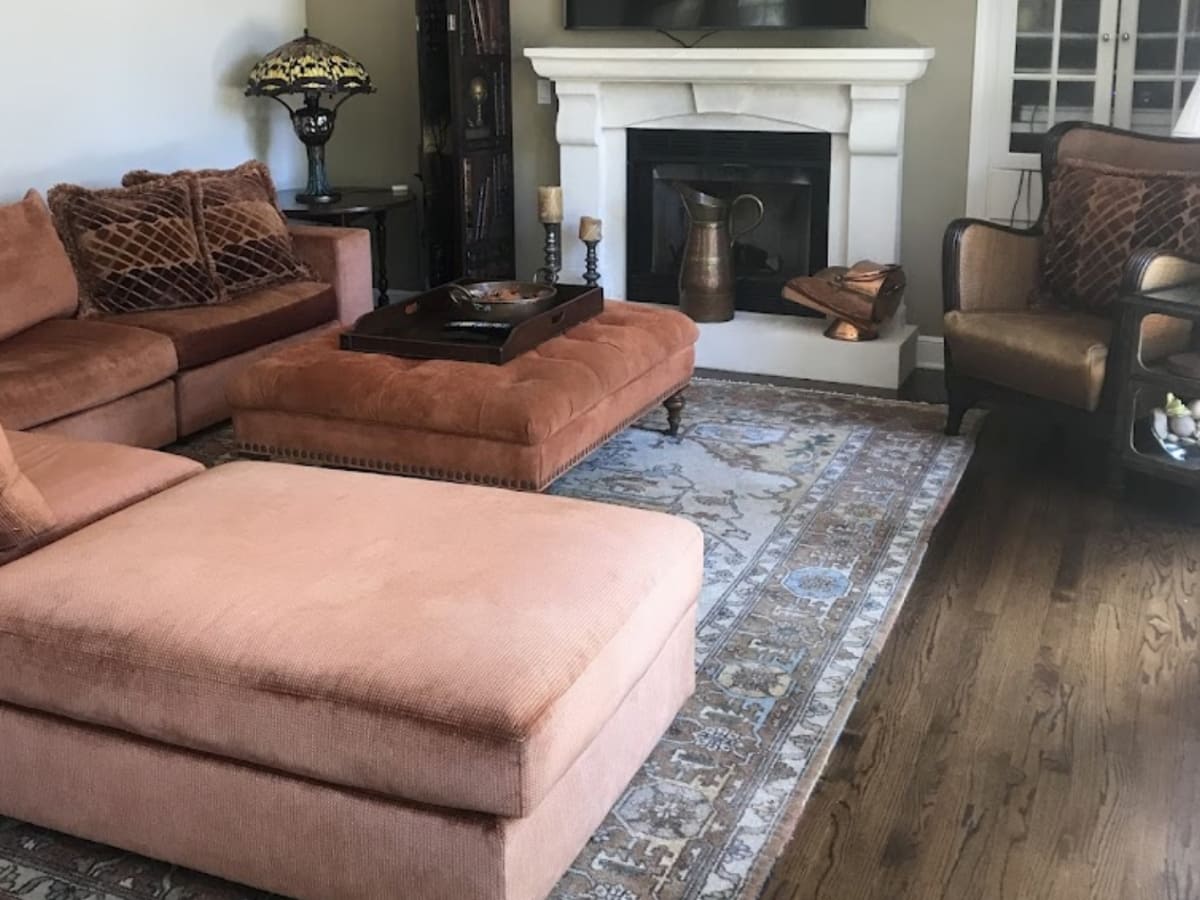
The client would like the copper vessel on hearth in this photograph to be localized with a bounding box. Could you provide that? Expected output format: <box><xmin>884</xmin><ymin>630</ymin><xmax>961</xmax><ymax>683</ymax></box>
<box><xmin>673</xmin><ymin>183</ymin><xmax>764</xmax><ymax>323</ymax></box>
<box><xmin>782</xmin><ymin>262</ymin><xmax>907</xmax><ymax>342</ymax></box>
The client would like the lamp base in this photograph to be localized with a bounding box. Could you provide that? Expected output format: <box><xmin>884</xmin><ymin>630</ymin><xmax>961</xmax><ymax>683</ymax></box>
<box><xmin>292</xmin><ymin>99</ymin><xmax>340</xmax><ymax>208</ymax></box>
<box><xmin>295</xmin><ymin>190</ymin><xmax>342</xmax><ymax>205</ymax></box>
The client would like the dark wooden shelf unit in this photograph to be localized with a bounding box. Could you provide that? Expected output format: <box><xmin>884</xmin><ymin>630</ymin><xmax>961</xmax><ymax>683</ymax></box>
<box><xmin>416</xmin><ymin>0</ymin><xmax>516</xmax><ymax>287</ymax></box>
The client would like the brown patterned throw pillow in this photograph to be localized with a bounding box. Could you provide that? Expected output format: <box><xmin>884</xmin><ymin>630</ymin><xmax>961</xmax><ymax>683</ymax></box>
<box><xmin>0</xmin><ymin>428</ymin><xmax>55</xmax><ymax>552</ymax></box>
<box><xmin>48</xmin><ymin>177</ymin><xmax>221</xmax><ymax>317</ymax></box>
<box><xmin>124</xmin><ymin>162</ymin><xmax>312</xmax><ymax>297</ymax></box>
<box><xmin>1042</xmin><ymin>159</ymin><xmax>1200</xmax><ymax>313</ymax></box>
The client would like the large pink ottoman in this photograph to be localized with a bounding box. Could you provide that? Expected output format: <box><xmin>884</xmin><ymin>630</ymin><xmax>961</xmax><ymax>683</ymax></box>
<box><xmin>0</xmin><ymin>461</ymin><xmax>703</xmax><ymax>899</ymax></box>
<box><xmin>228</xmin><ymin>301</ymin><xmax>699</xmax><ymax>490</ymax></box>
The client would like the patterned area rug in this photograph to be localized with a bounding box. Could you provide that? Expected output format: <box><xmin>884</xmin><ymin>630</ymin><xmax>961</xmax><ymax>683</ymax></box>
<box><xmin>0</xmin><ymin>379</ymin><xmax>977</xmax><ymax>900</ymax></box>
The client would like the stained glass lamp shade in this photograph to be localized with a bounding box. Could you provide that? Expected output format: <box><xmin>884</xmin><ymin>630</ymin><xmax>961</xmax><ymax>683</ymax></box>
<box><xmin>246</xmin><ymin>30</ymin><xmax>375</xmax><ymax>203</ymax></box>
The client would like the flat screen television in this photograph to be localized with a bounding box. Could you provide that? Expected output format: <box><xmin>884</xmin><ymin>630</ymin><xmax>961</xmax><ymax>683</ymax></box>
<box><xmin>565</xmin><ymin>0</ymin><xmax>868</xmax><ymax>30</ymax></box>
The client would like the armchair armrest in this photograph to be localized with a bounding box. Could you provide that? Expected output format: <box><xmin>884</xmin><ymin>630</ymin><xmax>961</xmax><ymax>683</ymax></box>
<box><xmin>1123</xmin><ymin>249</ymin><xmax>1200</xmax><ymax>295</ymax></box>
<box><xmin>288</xmin><ymin>224</ymin><xmax>374</xmax><ymax>326</ymax></box>
<box><xmin>943</xmin><ymin>218</ymin><xmax>1042</xmax><ymax>313</ymax></box>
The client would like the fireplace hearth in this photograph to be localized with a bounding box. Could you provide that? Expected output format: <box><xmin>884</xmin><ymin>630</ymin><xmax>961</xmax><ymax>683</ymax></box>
<box><xmin>627</xmin><ymin>130</ymin><xmax>830</xmax><ymax>317</ymax></box>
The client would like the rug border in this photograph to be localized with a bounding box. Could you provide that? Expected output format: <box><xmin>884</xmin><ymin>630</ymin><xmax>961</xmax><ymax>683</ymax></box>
<box><xmin>737</xmin><ymin>412</ymin><xmax>983</xmax><ymax>899</ymax></box>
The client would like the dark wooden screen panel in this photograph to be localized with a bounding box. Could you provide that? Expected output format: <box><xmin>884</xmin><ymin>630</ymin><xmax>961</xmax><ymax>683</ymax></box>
<box><xmin>417</xmin><ymin>0</ymin><xmax>516</xmax><ymax>285</ymax></box>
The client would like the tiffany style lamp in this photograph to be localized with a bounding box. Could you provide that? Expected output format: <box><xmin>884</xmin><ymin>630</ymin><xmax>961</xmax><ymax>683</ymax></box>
<box><xmin>246</xmin><ymin>30</ymin><xmax>375</xmax><ymax>203</ymax></box>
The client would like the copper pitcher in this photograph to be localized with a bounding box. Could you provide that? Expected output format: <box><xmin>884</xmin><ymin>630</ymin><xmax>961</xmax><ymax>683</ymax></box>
<box><xmin>673</xmin><ymin>183</ymin><xmax>765</xmax><ymax>323</ymax></box>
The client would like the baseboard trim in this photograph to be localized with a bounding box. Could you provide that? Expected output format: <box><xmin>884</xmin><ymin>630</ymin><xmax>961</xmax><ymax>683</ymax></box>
<box><xmin>917</xmin><ymin>336</ymin><xmax>945</xmax><ymax>371</ymax></box>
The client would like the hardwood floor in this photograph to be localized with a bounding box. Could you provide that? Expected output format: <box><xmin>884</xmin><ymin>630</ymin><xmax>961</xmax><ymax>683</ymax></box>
<box><xmin>761</xmin><ymin>410</ymin><xmax>1200</xmax><ymax>900</ymax></box>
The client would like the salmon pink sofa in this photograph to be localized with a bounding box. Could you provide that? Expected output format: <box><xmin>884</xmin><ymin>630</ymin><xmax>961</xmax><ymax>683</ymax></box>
<box><xmin>0</xmin><ymin>425</ymin><xmax>702</xmax><ymax>899</ymax></box>
<box><xmin>0</xmin><ymin>189</ymin><xmax>372</xmax><ymax>447</ymax></box>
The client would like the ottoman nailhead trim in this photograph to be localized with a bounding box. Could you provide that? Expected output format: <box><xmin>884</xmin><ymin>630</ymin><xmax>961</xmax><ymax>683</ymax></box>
<box><xmin>233</xmin><ymin>380</ymin><xmax>691</xmax><ymax>493</ymax></box>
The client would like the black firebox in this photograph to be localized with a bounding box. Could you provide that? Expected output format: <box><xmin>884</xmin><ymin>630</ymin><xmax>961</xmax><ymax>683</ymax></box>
<box><xmin>626</xmin><ymin>129</ymin><xmax>831</xmax><ymax>317</ymax></box>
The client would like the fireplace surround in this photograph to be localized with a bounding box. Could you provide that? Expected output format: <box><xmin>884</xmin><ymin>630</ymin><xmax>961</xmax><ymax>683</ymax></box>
<box><xmin>525</xmin><ymin>46</ymin><xmax>935</xmax><ymax>389</ymax></box>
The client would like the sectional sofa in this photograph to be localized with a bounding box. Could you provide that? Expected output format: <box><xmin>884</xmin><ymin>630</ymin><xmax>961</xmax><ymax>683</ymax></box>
<box><xmin>0</xmin><ymin>186</ymin><xmax>703</xmax><ymax>899</ymax></box>
<box><xmin>0</xmin><ymin>189</ymin><xmax>373</xmax><ymax>448</ymax></box>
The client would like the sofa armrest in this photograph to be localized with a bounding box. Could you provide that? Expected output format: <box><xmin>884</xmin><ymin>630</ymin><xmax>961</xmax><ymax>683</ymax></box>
<box><xmin>943</xmin><ymin>218</ymin><xmax>1042</xmax><ymax>313</ymax></box>
<box><xmin>288</xmin><ymin>224</ymin><xmax>374</xmax><ymax>326</ymax></box>
<box><xmin>1123</xmin><ymin>249</ymin><xmax>1200</xmax><ymax>295</ymax></box>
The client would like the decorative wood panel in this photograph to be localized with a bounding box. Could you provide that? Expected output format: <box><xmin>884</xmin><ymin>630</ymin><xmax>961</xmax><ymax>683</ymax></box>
<box><xmin>416</xmin><ymin>0</ymin><xmax>515</xmax><ymax>286</ymax></box>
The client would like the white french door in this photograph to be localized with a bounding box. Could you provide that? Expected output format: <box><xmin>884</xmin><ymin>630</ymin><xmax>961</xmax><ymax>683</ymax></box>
<box><xmin>967</xmin><ymin>0</ymin><xmax>1200</xmax><ymax>224</ymax></box>
<box><xmin>1113</xmin><ymin>0</ymin><xmax>1200</xmax><ymax>133</ymax></box>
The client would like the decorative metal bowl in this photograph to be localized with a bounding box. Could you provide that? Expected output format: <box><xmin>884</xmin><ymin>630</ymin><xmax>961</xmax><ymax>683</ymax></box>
<box><xmin>447</xmin><ymin>281</ymin><xmax>558</xmax><ymax>323</ymax></box>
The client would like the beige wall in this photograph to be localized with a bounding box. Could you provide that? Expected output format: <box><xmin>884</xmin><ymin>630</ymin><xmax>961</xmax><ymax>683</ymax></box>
<box><xmin>307</xmin><ymin>0</ymin><xmax>977</xmax><ymax>335</ymax></box>
<box><xmin>307</xmin><ymin>0</ymin><xmax>423</xmax><ymax>288</ymax></box>
<box><xmin>2</xmin><ymin>1</ymin><xmax>306</xmax><ymax>200</ymax></box>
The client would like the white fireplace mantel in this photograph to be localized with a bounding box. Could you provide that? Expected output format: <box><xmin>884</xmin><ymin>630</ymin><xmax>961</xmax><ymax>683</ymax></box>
<box><xmin>525</xmin><ymin>45</ymin><xmax>935</xmax><ymax>389</ymax></box>
<box><xmin>525</xmin><ymin>46</ymin><xmax>933</xmax><ymax>86</ymax></box>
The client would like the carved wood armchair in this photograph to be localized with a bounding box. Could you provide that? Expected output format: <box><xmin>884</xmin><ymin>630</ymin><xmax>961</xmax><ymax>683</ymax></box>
<box><xmin>942</xmin><ymin>122</ymin><xmax>1200</xmax><ymax>436</ymax></box>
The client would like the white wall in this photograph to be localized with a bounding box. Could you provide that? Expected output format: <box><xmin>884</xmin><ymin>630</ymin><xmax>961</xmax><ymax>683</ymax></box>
<box><xmin>0</xmin><ymin>1</ymin><xmax>308</xmax><ymax>201</ymax></box>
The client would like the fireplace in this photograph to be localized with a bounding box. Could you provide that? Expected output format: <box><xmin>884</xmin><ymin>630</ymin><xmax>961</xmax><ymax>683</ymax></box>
<box><xmin>525</xmin><ymin>47</ymin><xmax>934</xmax><ymax>389</ymax></box>
<box><xmin>626</xmin><ymin>130</ymin><xmax>831</xmax><ymax>317</ymax></box>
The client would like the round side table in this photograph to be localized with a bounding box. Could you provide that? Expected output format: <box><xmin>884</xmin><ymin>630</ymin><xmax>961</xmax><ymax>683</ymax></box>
<box><xmin>278</xmin><ymin>187</ymin><xmax>418</xmax><ymax>309</ymax></box>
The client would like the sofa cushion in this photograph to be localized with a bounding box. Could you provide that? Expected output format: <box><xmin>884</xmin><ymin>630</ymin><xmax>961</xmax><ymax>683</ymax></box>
<box><xmin>106</xmin><ymin>281</ymin><xmax>337</xmax><ymax>370</ymax></box>
<box><xmin>0</xmin><ymin>429</ymin><xmax>55</xmax><ymax>552</ymax></box>
<box><xmin>0</xmin><ymin>430</ymin><xmax>201</xmax><ymax>564</ymax></box>
<box><xmin>0</xmin><ymin>461</ymin><xmax>704</xmax><ymax>818</ymax></box>
<box><xmin>124</xmin><ymin>162</ymin><xmax>313</xmax><ymax>297</ymax></box>
<box><xmin>1042</xmin><ymin>159</ymin><xmax>1200</xmax><ymax>313</ymax></box>
<box><xmin>0</xmin><ymin>319</ymin><xmax>178</xmax><ymax>430</ymax></box>
<box><xmin>48</xmin><ymin>177</ymin><xmax>222</xmax><ymax>316</ymax></box>
<box><xmin>0</xmin><ymin>191</ymin><xmax>78</xmax><ymax>341</ymax></box>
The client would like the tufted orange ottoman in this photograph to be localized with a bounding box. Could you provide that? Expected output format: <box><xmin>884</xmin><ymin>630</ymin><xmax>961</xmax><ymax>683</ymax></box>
<box><xmin>228</xmin><ymin>302</ymin><xmax>698</xmax><ymax>491</ymax></box>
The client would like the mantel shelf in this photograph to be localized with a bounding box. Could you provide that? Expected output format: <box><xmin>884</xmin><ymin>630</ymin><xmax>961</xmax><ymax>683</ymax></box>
<box><xmin>525</xmin><ymin>46</ymin><xmax>935</xmax><ymax>85</ymax></box>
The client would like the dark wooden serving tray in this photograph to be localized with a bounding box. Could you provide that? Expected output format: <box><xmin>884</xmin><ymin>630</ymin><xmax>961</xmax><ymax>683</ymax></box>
<box><xmin>340</xmin><ymin>283</ymin><xmax>604</xmax><ymax>364</ymax></box>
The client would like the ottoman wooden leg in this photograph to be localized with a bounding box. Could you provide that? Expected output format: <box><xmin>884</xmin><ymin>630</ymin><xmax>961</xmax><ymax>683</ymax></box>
<box><xmin>664</xmin><ymin>390</ymin><xmax>687</xmax><ymax>438</ymax></box>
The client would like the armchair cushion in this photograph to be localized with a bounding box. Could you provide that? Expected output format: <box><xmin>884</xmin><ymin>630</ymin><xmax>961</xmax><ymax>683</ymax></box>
<box><xmin>1043</xmin><ymin>159</ymin><xmax>1200</xmax><ymax>313</ymax></box>
<box><xmin>946</xmin><ymin>309</ymin><xmax>1112</xmax><ymax>411</ymax></box>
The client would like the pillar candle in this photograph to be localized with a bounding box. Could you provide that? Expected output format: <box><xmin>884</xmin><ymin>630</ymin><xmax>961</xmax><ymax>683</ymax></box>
<box><xmin>537</xmin><ymin>186</ymin><xmax>564</xmax><ymax>224</ymax></box>
<box><xmin>579</xmin><ymin>216</ymin><xmax>603</xmax><ymax>242</ymax></box>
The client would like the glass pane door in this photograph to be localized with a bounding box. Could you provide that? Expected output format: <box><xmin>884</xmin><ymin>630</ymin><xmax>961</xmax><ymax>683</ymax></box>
<box><xmin>1116</xmin><ymin>0</ymin><xmax>1200</xmax><ymax>133</ymax></box>
<box><xmin>1010</xmin><ymin>0</ymin><xmax>1117</xmax><ymax>153</ymax></box>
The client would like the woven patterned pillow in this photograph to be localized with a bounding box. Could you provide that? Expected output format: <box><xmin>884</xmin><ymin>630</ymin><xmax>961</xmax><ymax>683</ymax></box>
<box><xmin>48</xmin><ymin>178</ymin><xmax>221</xmax><ymax>317</ymax></box>
<box><xmin>1042</xmin><ymin>159</ymin><xmax>1200</xmax><ymax>313</ymax></box>
<box><xmin>124</xmin><ymin>162</ymin><xmax>312</xmax><ymax>297</ymax></box>
<box><xmin>0</xmin><ymin>429</ymin><xmax>55</xmax><ymax>552</ymax></box>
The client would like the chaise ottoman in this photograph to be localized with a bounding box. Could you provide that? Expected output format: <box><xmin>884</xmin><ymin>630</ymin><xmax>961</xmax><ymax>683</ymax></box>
<box><xmin>0</xmin><ymin>460</ymin><xmax>703</xmax><ymax>900</ymax></box>
<box><xmin>228</xmin><ymin>301</ymin><xmax>699</xmax><ymax>490</ymax></box>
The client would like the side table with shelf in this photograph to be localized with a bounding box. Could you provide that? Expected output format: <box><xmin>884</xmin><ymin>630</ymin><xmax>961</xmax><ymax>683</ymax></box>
<box><xmin>279</xmin><ymin>187</ymin><xmax>420</xmax><ymax>309</ymax></box>
<box><xmin>1112</xmin><ymin>281</ymin><xmax>1200</xmax><ymax>487</ymax></box>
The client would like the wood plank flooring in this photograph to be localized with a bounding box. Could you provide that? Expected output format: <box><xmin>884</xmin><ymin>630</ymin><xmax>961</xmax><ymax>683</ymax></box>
<box><xmin>761</xmin><ymin>411</ymin><xmax>1200</xmax><ymax>900</ymax></box>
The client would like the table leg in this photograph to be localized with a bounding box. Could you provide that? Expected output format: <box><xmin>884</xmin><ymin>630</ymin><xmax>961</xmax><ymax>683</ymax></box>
<box><xmin>664</xmin><ymin>390</ymin><xmax>687</xmax><ymax>438</ymax></box>
<box><xmin>374</xmin><ymin>210</ymin><xmax>390</xmax><ymax>308</ymax></box>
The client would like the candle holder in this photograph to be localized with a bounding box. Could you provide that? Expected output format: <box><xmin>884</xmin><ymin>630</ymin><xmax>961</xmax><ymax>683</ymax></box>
<box><xmin>534</xmin><ymin>222</ymin><xmax>562</xmax><ymax>285</ymax></box>
<box><xmin>583</xmin><ymin>240</ymin><xmax>601</xmax><ymax>288</ymax></box>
